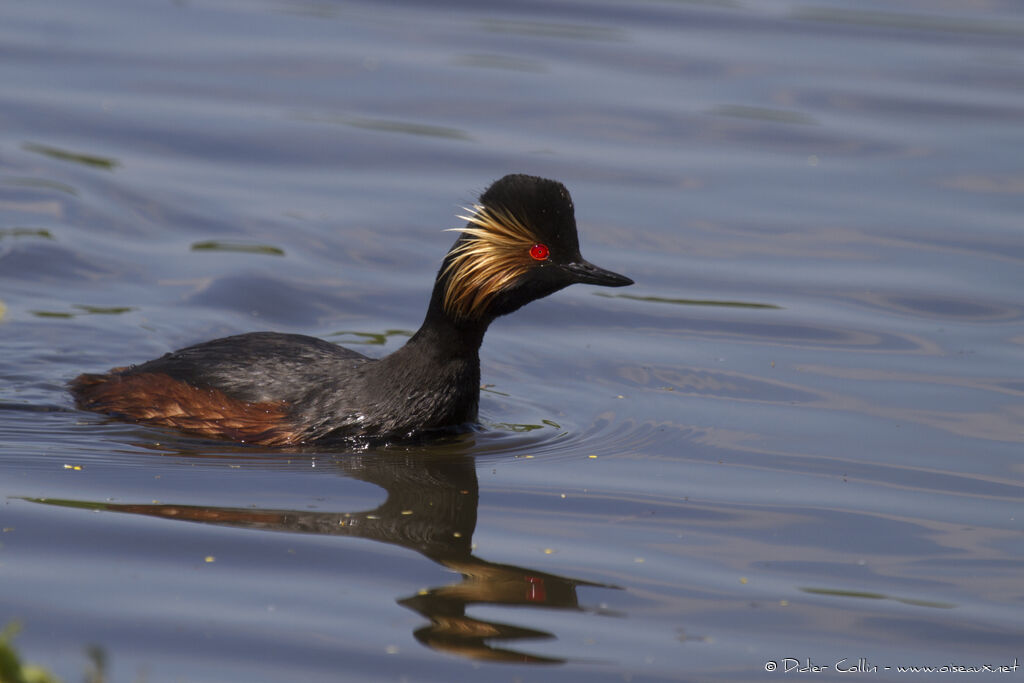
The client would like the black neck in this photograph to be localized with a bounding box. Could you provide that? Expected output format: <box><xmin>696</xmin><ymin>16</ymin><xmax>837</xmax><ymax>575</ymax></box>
<box><xmin>364</xmin><ymin>274</ymin><xmax>489</xmax><ymax>431</ymax></box>
<box><xmin>409</xmin><ymin>272</ymin><xmax>490</xmax><ymax>356</ymax></box>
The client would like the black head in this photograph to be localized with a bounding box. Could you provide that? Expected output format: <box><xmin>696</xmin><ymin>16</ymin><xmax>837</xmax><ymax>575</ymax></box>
<box><xmin>438</xmin><ymin>174</ymin><xmax>633</xmax><ymax>321</ymax></box>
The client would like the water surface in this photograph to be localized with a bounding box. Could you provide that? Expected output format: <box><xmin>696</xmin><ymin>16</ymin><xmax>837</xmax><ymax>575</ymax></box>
<box><xmin>1</xmin><ymin>1</ymin><xmax>1023</xmax><ymax>681</ymax></box>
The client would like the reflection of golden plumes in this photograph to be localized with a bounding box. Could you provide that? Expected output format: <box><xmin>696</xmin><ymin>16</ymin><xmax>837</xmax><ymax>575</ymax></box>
<box><xmin>432</xmin><ymin>616</ymin><xmax>504</xmax><ymax>638</ymax></box>
<box><xmin>442</xmin><ymin>204</ymin><xmax>538</xmax><ymax>320</ymax></box>
<box><xmin>414</xmin><ymin>616</ymin><xmax>562</xmax><ymax>664</ymax></box>
<box><xmin>436</xmin><ymin>559</ymin><xmax>560</xmax><ymax>605</ymax></box>
<box><xmin>398</xmin><ymin>557</ymin><xmax>617</xmax><ymax>663</ymax></box>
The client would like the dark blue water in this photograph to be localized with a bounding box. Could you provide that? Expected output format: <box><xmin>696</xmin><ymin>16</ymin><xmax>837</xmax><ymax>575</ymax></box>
<box><xmin>2</xmin><ymin>1</ymin><xmax>1023</xmax><ymax>681</ymax></box>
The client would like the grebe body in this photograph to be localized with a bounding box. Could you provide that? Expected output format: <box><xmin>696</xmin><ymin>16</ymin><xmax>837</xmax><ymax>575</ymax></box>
<box><xmin>71</xmin><ymin>175</ymin><xmax>633</xmax><ymax>445</ymax></box>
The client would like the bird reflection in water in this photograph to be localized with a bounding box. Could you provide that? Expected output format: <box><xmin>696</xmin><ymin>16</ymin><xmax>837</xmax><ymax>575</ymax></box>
<box><xmin>29</xmin><ymin>449</ymin><xmax>619</xmax><ymax>664</ymax></box>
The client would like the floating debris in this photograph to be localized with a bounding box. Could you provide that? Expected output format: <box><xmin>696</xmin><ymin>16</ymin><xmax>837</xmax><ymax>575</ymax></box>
<box><xmin>190</xmin><ymin>240</ymin><xmax>284</xmax><ymax>256</ymax></box>
<box><xmin>23</xmin><ymin>142</ymin><xmax>120</xmax><ymax>170</ymax></box>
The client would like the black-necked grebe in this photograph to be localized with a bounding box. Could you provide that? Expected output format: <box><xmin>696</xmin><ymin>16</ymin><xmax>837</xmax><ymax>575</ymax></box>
<box><xmin>71</xmin><ymin>174</ymin><xmax>633</xmax><ymax>445</ymax></box>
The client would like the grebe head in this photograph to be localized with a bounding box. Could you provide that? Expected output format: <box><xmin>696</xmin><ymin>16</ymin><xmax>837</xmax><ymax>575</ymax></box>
<box><xmin>440</xmin><ymin>174</ymin><xmax>633</xmax><ymax>321</ymax></box>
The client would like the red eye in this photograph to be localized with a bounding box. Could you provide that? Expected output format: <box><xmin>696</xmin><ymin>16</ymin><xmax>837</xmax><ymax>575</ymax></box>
<box><xmin>529</xmin><ymin>243</ymin><xmax>550</xmax><ymax>261</ymax></box>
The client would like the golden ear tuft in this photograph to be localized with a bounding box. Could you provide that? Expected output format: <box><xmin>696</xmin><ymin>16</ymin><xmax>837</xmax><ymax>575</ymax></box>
<box><xmin>441</xmin><ymin>204</ymin><xmax>538</xmax><ymax>319</ymax></box>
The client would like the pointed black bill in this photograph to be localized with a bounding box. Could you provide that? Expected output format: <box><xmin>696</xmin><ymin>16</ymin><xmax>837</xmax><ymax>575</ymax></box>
<box><xmin>561</xmin><ymin>259</ymin><xmax>634</xmax><ymax>287</ymax></box>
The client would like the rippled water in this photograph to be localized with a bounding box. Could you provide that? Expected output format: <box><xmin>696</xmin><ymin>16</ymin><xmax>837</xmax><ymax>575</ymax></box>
<box><xmin>2</xmin><ymin>1</ymin><xmax>1023</xmax><ymax>681</ymax></box>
